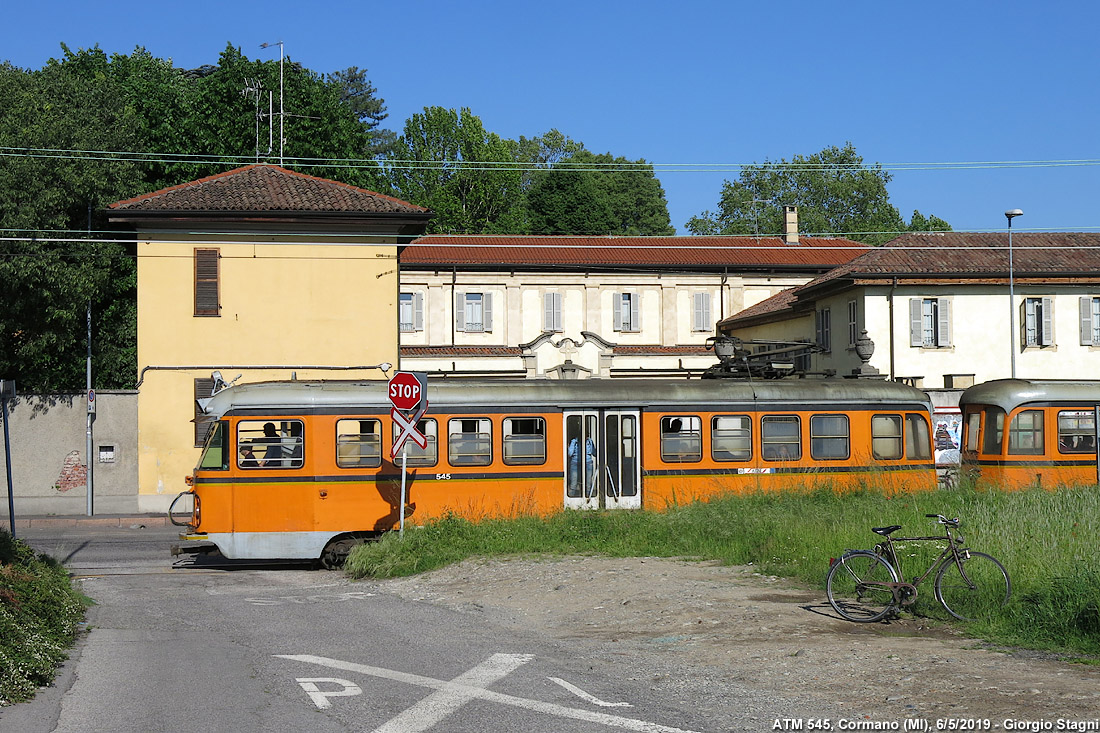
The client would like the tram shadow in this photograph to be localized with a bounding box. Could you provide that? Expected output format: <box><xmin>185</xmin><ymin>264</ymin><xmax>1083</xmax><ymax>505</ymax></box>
<box><xmin>171</xmin><ymin>543</ymin><xmax>317</xmax><ymax>571</ymax></box>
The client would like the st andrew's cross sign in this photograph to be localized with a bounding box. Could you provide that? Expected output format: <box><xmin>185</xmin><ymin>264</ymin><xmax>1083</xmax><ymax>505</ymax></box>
<box><xmin>388</xmin><ymin>371</ymin><xmax>428</xmax><ymax>459</ymax></box>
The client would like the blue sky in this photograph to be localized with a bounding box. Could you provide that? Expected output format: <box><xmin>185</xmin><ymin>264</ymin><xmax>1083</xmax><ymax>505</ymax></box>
<box><xmin>4</xmin><ymin>1</ymin><xmax>1098</xmax><ymax>235</ymax></box>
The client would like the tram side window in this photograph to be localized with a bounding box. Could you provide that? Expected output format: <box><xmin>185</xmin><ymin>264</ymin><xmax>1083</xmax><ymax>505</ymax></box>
<box><xmin>1008</xmin><ymin>409</ymin><xmax>1045</xmax><ymax>455</ymax></box>
<box><xmin>1057</xmin><ymin>410</ymin><xmax>1096</xmax><ymax>454</ymax></box>
<box><xmin>810</xmin><ymin>415</ymin><xmax>850</xmax><ymax>460</ymax></box>
<box><xmin>394</xmin><ymin>418</ymin><xmax>437</xmax><ymax>466</ymax></box>
<box><xmin>336</xmin><ymin>419</ymin><xmax>382</xmax><ymax>468</ymax></box>
<box><xmin>711</xmin><ymin>415</ymin><xmax>751</xmax><ymax>461</ymax></box>
<box><xmin>198</xmin><ymin>421</ymin><xmax>229</xmax><ymax>470</ymax></box>
<box><xmin>237</xmin><ymin>420</ymin><xmax>304</xmax><ymax>469</ymax></box>
<box><xmin>905</xmin><ymin>414</ymin><xmax>932</xmax><ymax>460</ymax></box>
<box><xmin>964</xmin><ymin>411</ymin><xmax>981</xmax><ymax>452</ymax></box>
<box><xmin>871</xmin><ymin>415</ymin><xmax>903</xmax><ymax>460</ymax></box>
<box><xmin>503</xmin><ymin>417</ymin><xmax>546</xmax><ymax>465</ymax></box>
<box><xmin>660</xmin><ymin>415</ymin><xmax>701</xmax><ymax>463</ymax></box>
<box><xmin>449</xmin><ymin>418</ymin><xmax>492</xmax><ymax>466</ymax></box>
<box><xmin>982</xmin><ymin>408</ymin><xmax>1006</xmax><ymax>454</ymax></box>
<box><xmin>762</xmin><ymin>416</ymin><xmax>801</xmax><ymax>461</ymax></box>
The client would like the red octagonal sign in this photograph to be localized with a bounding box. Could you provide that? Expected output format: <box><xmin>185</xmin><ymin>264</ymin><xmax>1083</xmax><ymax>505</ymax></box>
<box><xmin>388</xmin><ymin>371</ymin><xmax>425</xmax><ymax>411</ymax></box>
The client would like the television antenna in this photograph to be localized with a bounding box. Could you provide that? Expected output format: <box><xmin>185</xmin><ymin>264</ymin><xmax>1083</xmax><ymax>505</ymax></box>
<box><xmin>241</xmin><ymin>78</ymin><xmax>273</xmax><ymax>161</ymax></box>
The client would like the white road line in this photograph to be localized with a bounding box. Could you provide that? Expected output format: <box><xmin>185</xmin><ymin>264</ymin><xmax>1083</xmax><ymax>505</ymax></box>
<box><xmin>374</xmin><ymin>653</ymin><xmax>533</xmax><ymax>733</ymax></box>
<box><xmin>548</xmin><ymin>677</ymin><xmax>633</xmax><ymax>707</ymax></box>
<box><xmin>276</xmin><ymin>654</ymin><xmax>702</xmax><ymax>733</ymax></box>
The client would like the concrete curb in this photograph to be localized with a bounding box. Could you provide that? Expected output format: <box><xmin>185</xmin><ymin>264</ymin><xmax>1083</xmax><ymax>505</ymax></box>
<box><xmin>8</xmin><ymin>515</ymin><xmax>171</xmax><ymax>529</ymax></box>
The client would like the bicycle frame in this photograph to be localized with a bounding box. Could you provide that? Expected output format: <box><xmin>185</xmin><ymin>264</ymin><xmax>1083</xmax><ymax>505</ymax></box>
<box><xmin>871</xmin><ymin>526</ymin><xmax>969</xmax><ymax>605</ymax></box>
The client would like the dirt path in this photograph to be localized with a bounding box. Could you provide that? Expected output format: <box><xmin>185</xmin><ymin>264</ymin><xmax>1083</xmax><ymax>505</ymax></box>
<box><xmin>380</xmin><ymin>556</ymin><xmax>1100</xmax><ymax>724</ymax></box>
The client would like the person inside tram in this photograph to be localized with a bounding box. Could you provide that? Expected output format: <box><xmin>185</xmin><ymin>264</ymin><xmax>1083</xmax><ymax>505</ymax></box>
<box><xmin>568</xmin><ymin>433</ymin><xmax>597</xmax><ymax>497</ymax></box>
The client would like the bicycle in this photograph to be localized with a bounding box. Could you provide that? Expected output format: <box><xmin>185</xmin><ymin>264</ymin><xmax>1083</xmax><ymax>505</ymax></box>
<box><xmin>826</xmin><ymin>513</ymin><xmax>1010</xmax><ymax>623</ymax></box>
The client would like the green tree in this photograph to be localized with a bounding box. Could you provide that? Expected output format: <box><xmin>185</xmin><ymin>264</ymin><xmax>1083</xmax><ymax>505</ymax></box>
<box><xmin>524</xmin><ymin>150</ymin><xmax>674</xmax><ymax>235</ymax></box>
<box><xmin>686</xmin><ymin>142</ymin><xmax>947</xmax><ymax>244</ymax></box>
<box><xmin>907</xmin><ymin>209</ymin><xmax>952</xmax><ymax>232</ymax></box>
<box><xmin>0</xmin><ymin>61</ymin><xmax>143</xmax><ymax>391</ymax></box>
<box><xmin>327</xmin><ymin>66</ymin><xmax>398</xmax><ymax>158</ymax></box>
<box><xmin>387</xmin><ymin>107</ymin><xmax>525</xmax><ymax>233</ymax></box>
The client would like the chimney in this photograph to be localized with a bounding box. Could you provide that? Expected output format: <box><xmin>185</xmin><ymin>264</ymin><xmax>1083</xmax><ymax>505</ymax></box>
<box><xmin>783</xmin><ymin>205</ymin><xmax>799</xmax><ymax>245</ymax></box>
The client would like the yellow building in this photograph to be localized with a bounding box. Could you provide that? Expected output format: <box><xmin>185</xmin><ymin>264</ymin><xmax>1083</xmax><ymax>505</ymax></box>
<box><xmin>108</xmin><ymin>165</ymin><xmax>431</xmax><ymax>512</ymax></box>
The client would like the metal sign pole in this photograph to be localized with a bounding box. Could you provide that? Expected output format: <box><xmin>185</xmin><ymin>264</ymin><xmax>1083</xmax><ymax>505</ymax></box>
<box><xmin>2</xmin><ymin>394</ymin><xmax>15</xmax><ymax>538</ymax></box>
<box><xmin>399</xmin><ymin>444</ymin><xmax>409</xmax><ymax>538</ymax></box>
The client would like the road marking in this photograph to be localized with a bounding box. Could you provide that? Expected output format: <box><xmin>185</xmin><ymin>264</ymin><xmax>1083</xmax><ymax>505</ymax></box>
<box><xmin>276</xmin><ymin>653</ymin><xmax>701</xmax><ymax>733</ymax></box>
<box><xmin>549</xmin><ymin>677</ymin><xmax>633</xmax><ymax>707</ymax></box>
<box><xmin>374</xmin><ymin>653</ymin><xmax>532</xmax><ymax>733</ymax></box>
<box><xmin>297</xmin><ymin>678</ymin><xmax>363</xmax><ymax>709</ymax></box>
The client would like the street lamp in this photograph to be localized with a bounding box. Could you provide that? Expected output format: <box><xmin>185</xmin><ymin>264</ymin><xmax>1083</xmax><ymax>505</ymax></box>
<box><xmin>1005</xmin><ymin>208</ymin><xmax>1023</xmax><ymax>378</ymax></box>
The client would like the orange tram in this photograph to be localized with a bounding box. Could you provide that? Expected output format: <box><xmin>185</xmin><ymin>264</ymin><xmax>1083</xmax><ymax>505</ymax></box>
<box><xmin>171</xmin><ymin>377</ymin><xmax>938</xmax><ymax>566</ymax></box>
<box><xmin>960</xmin><ymin>379</ymin><xmax>1100</xmax><ymax>490</ymax></box>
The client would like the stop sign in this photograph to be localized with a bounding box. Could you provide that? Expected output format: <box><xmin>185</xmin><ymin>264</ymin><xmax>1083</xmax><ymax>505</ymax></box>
<box><xmin>388</xmin><ymin>371</ymin><xmax>426</xmax><ymax>411</ymax></box>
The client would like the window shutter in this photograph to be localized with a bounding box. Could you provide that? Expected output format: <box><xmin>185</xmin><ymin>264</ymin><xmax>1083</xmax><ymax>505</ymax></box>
<box><xmin>629</xmin><ymin>293</ymin><xmax>640</xmax><ymax>332</ymax></box>
<box><xmin>1021</xmin><ymin>299</ymin><xmax>1030</xmax><ymax>346</ymax></box>
<box><xmin>909</xmin><ymin>299</ymin><xmax>923</xmax><ymax>347</ymax></box>
<box><xmin>613</xmin><ymin>293</ymin><xmax>622</xmax><ymax>332</ymax></box>
<box><xmin>454</xmin><ymin>292</ymin><xmax>466</xmax><ymax>332</ymax></box>
<box><xmin>693</xmin><ymin>293</ymin><xmax>710</xmax><ymax>331</ymax></box>
<box><xmin>1041</xmin><ymin>297</ymin><xmax>1053</xmax><ymax>346</ymax></box>
<box><xmin>194</xmin><ymin>249</ymin><xmax>220</xmax><ymax>316</ymax></box>
<box><xmin>193</xmin><ymin>378</ymin><xmax>214</xmax><ymax>447</ymax></box>
<box><xmin>483</xmin><ymin>293</ymin><xmax>493</xmax><ymax>331</ymax></box>
<box><xmin>414</xmin><ymin>293</ymin><xmax>424</xmax><ymax>331</ymax></box>
<box><xmin>1081</xmin><ymin>297</ymin><xmax>1094</xmax><ymax>346</ymax></box>
<box><xmin>544</xmin><ymin>293</ymin><xmax>561</xmax><ymax>332</ymax></box>
<box><xmin>937</xmin><ymin>299</ymin><xmax>952</xmax><ymax>347</ymax></box>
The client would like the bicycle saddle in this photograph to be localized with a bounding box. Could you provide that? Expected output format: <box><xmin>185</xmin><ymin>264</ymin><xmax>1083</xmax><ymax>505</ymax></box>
<box><xmin>871</xmin><ymin>525</ymin><xmax>902</xmax><ymax>536</ymax></box>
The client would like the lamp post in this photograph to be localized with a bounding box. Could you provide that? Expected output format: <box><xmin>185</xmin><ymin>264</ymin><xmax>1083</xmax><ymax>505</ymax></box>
<box><xmin>1005</xmin><ymin>209</ymin><xmax>1023</xmax><ymax>378</ymax></box>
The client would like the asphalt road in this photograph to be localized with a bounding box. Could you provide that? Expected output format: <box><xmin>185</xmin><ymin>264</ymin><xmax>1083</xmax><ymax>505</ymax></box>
<box><xmin>1</xmin><ymin>524</ymin><xmax>735</xmax><ymax>733</ymax></box>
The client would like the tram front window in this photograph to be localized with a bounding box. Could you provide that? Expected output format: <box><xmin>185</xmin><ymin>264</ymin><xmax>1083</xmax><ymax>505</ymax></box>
<box><xmin>982</xmin><ymin>407</ymin><xmax>1006</xmax><ymax>455</ymax></box>
<box><xmin>198</xmin><ymin>421</ymin><xmax>228</xmax><ymax>470</ymax></box>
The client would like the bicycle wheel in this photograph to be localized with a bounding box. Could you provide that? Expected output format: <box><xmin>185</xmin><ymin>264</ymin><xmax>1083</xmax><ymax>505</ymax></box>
<box><xmin>934</xmin><ymin>551</ymin><xmax>1011</xmax><ymax>621</ymax></box>
<box><xmin>826</xmin><ymin>551</ymin><xmax>899</xmax><ymax>622</ymax></box>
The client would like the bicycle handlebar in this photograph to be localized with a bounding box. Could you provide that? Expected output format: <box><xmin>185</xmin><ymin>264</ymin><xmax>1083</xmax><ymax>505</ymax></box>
<box><xmin>925</xmin><ymin>513</ymin><xmax>960</xmax><ymax>527</ymax></box>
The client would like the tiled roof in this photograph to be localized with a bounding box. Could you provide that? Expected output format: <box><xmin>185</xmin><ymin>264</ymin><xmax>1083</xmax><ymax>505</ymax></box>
<box><xmin>808</xmin><ymin>232</ymin><xmax>1100</xmax><ymax>287</ymax></box>
<box><xmin>110</xmin><ymin>164</ymin><xmax>429</xmax><ymax>215</ymax></box>
<box><xmin>719</xmin><ymin>231</ymin><xmax>1100</xmax><ymax>329</ymax></box>
<box><xmin>400</xmin><ymin>346</ymin><xmax>524</xmax><ymax>356</ymax></box>
<box><xmin>611</xmin><ymin>345</ymin><xmax>712</xmax><ymax>355</ymax></box>
<box><xmin>401</xmin><ymin>235</ymin><xmax>866</xmax><ymax>270</ymax></box>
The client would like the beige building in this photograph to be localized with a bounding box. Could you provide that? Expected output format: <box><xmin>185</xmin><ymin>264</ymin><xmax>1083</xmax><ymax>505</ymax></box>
<box><xmin>718</xmin><ymin>232</ymin><xmax>1100</xmax><ymax>387</ymax></box>
<box><xmin>108</xmin><ymin>165</ymin><xmax>430</xmax><ymax>512</ymax></box>
<box><xmin>397</xmin><ymin>225</ymin><xmax>867</xmax><ymax>378</ymax></box>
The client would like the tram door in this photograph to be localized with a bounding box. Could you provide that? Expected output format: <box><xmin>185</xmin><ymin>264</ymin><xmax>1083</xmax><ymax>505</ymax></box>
<box><xmin>563</xmin><ymin>410</ymin><xmax>641</xmax><ymax>510</ymax></box>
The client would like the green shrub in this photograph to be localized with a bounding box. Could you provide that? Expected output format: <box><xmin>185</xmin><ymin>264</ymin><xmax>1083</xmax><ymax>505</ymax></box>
<box><xmin>0</xmin><ymin>531</ymin><xmax>88</xmax><ymax>706</ymax></box>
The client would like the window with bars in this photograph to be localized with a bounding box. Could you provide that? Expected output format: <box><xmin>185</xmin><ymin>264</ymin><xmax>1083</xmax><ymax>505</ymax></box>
<box><xmin>454</xmin><ymin>292</ymin><xmax>492</xmax><ymax>333</ymax></box>
<box><xmin>1080</xmin><ymin>297</ymin><xmax>1100</xmax><ymax>345</ymax></box>
<box><xmin>909</xmin><ymin>297</ymin><xmax>951</xmax><ymax>347</ymax></box>
<box><xmin>194</xmin><ymin>248</ymin><xmax>220</xmax><ymax>316</ymax></box>
<box><xmin>399</xmin><ymin>293</ymin><xmax>424</xmax><ymax>333</ymax></box>
<box><xmin>1023</xmin><ymin>297</ymin><xmax>1053</xmax><ymax>347</ymax></box>
<box><xmin>613</xmin><ymin>292</ymin><xmax>640</xmax><ymax>332</ymax></box>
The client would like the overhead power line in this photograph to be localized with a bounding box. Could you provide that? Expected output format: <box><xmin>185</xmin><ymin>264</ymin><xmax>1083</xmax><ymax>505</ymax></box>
<box><xmin>2</xmin><ymin>145</ymin><xmax>1100</xmax><ymax>174</ymax></box>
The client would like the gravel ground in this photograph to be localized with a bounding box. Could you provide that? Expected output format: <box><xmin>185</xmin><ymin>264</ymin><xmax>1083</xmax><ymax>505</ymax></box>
<box><xmin>379</xmin><ymin>555</ymin><xmax>1100</xmax><ymax>728</ymax></box>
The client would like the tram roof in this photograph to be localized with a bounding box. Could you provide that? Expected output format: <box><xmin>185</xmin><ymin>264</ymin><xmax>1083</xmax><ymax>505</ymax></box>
<box><xmin>959</xmin><ymin>379</ymin><xmax>1100</xmax><ymax>413</ymax></box>
<box><xmin>198</xmin><ymin>377</ymin><xmax>932</xmax><ymax>418</ymax></box>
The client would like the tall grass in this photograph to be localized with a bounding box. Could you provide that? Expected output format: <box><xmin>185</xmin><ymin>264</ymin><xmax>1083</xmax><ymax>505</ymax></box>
<box><xmin>345</xmin><ymin>482</ymin><xmax>1100</xmax><ymax>657</ymax></box>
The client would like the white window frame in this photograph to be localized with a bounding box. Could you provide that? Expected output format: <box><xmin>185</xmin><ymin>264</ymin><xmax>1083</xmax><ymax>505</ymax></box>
<box><xmin>454</xmin><ymin>291</ymin><xmax>493</xmax><ymax>333</ymax></box>
<box><xmin>399</xmin><ymin>292</ymin><xmax>424</xmax><ymax>333</ymax></box>
<box><xmin>613</xmin><ymin>292</ymin><xmax>640</xmax><ymax>333</ymax></box>
<box><xmin>1022</xmin><ymin>296</ymin><xmax>1054</xmax><ymax>347</ymax></box>
<box><xmin>692</xmin><ymin>292</ymin><xmax>712</xmax><ymax>332</ymax></box>
<box><xmin>910</xmin><ymin>297</ymin><xmax>952</xmax><ymax>348</ymax></box>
